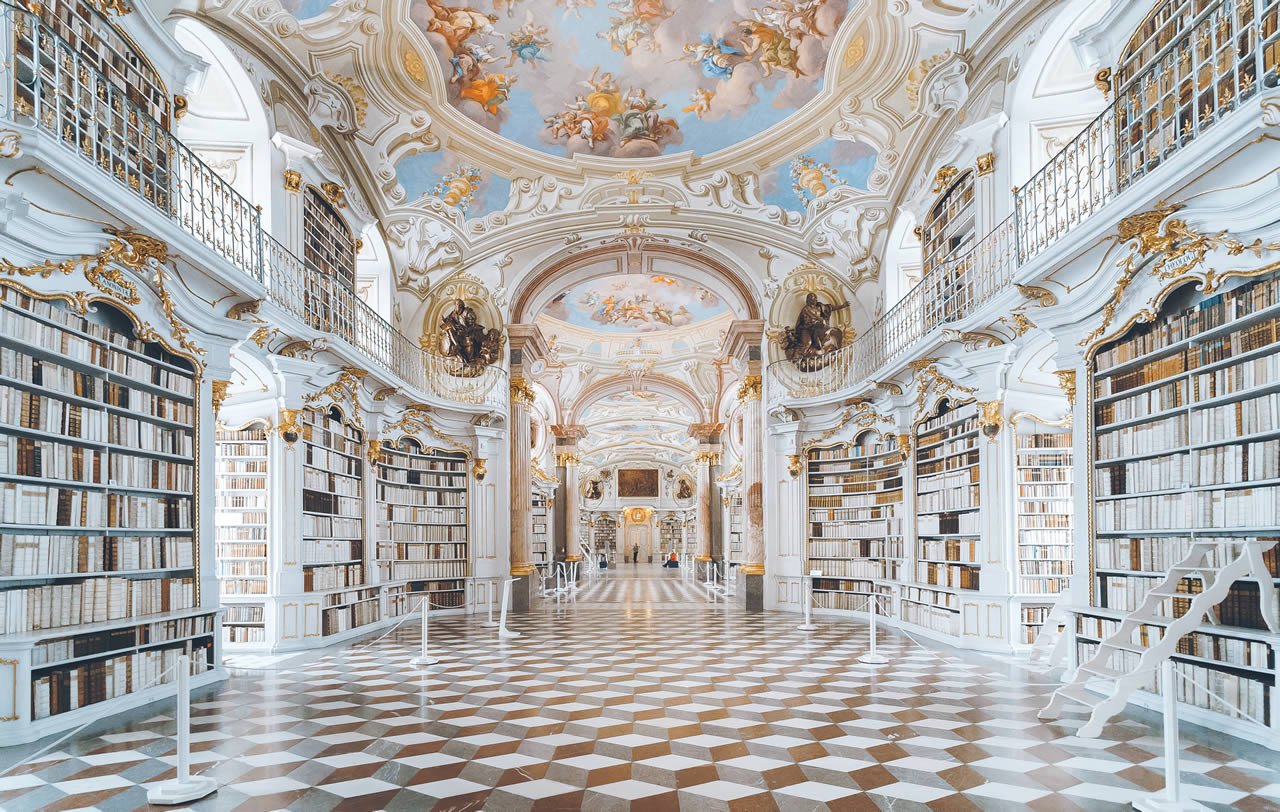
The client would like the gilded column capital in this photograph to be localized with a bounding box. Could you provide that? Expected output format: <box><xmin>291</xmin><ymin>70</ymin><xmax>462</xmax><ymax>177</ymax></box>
<box><xmin>555</xmin><ymin>451</ymin><xmax>581</xmax><ymax>467</ymax></box>
<box><xmin>473</xmin><ymin>458</ymin><xmax>488</xmax><ymax>480</ymax></box>
<box><xmin>1054</xmin><ymin>370</ymin><xmax>1077</xmax><ymax>408</ymax></box>
<box><xmin>510</xmin><ymin>377</ymin><xmax>536</xmax><ymax>406</ymax></box>
<box><xmin>736</xmin><ymin>374</ymin><xmax>763</xmax><ymax>402</ymax></box>
<box><xmin>694</xmin><ymin>450</ymin><xmax>721</xmax><ymax>467</ymax></box>
<box><xmin>211</xmin><ymin>379</ymin><xmax>231</xmax><ymax>417</ymax></box>
<box><xmin>978</xmin><ymin>400</ymin><xmax>1004</xmax><ymax>440</ymax></box>
<box><xmin>283</xmin><ymin>169</ymin><xmax>302</xmax><ymax>192</ymax></box>
<box><xmin>975</xmin><ymin>152</ymin><xmax>995</xmax><ymax>176</ymax></box>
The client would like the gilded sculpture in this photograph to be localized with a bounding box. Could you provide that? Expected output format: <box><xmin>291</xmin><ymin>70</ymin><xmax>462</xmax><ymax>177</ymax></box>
<box><xmin>781</xmin><ymin>292</ymin><xmax>849</xmax><ymax>370</ymax></box>
<box><xmin>440</xmin><ymin>297</ymin><xmax>503</xmax><ymax>374</ymax></box>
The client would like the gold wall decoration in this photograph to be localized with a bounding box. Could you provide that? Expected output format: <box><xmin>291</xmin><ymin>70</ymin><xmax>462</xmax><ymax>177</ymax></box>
<box><xmin>736</xmin><ymin>374</ymin><xmax>763</xmax><ymax>402</ymax></box>
<box><xmin>0</xmin><ymin>130</ymin><xmax>23</xmax><ymax>158</ymax></box>
<box><xmin>798</xmin><ymin>406</ymin><xmax>855</xmax><ymax>454</ymax></box>
<box><xmin>283</xmin><ymin>169</ymin><xmax>302</xmax><ymax>192</ymax></box>
<box><xmin>555</xmin><ymin>451</ymin><xmax>581</xmax><ymax>467</ymax></box>
<box><xmin>89</xmin><ymin>0</ymin><xmax>131</xmax><ymax>14</ymax></box>
<box><xmin>852</xmin><ymin>400</ymin><xmax>895</xmax><ymax>430</ymax></box>
<box><xmin>1081</xmin><ymin>205</ymin><xmax>1280</xmax><ymax>348</ymax></box>
<box><xmin>373</xmin><ymin>386</ymin><xmax>398</xmax><ymax>401</ymax></box>
<box><xmin>245</xmin><ymin>326</ymin><xmax>274</xmax><ymax>349</ymax></box>
<box><xmin>1015</xmin><ymin>284</ymin><xmax>1058</xmax><ymax>308</ymax></box>
<box><xmin>896</xmin><ymin>433</ymin><xmax>912</xmax><ymax>461</ymax></box>
<box><xmin>381</xmin><ymin>404</ymin><xmax>472</xmax><ymax>456</ymax></box>
<box><xmin>1094</xmin><ymin>67</ymin><xmax>1112</xmax><ymax>96</ymax></box>
<box><xmin>694</xmin><ymin>450</ymin><xmax>721</xmax><ymax>466</ymax></box>
<box><xmin>1054</xmin><ymin>369</ymin><xmax>1077</xmax><ymax>408</ymax></box>
<box><xmin>404</xmin><ymin>50</ymin><xmax>427</xmax><ymax>83</ymax></box>
<box><xmin>303</xmin><ymin>367</ymin><xmax>367</xmax><ymax>429</ymax></box>
<box><xmin>320</xmin><ymin>182</ymin><xmax>346</xmax><ymax>208</ymax></box>
<box><xmin>975</xmin><ymin>152</ymin><xmax>995</xmax><ymax>176</ymax></box>
<box><xmin>716</xmin><ymin>463</ymin><xmax>743</xmax><ymax>483</ymax></box>
<box><xmin>787</xmin><ymin>454</ymin><xmax>802</xmax><ymax>478</ymax></box>
<box><xmin>173</xmin><ymin>95</ymin><xmax>188</xmax><ymax>121</ymax></box>
<box><xmin>277</xmin><ymin>339</ymin><xmax>315</xmax><ymax>358</ymax></box>
<box><xmin>932</xmin><ymin>165</ymin><xmax>958</xmax><ymax>193</ymax></box>
<box><xmin>211</xmin><ymin>379</ymin><xmax>231</xmax><ymax>417</ymax></box>
<box><xmin>473</xmin><ymin>458</ymin><xmax>487</xmax><ymax>480</ymax></box>
<box><xmin>906</xmin><ymin>50</ymin><xmax>951</xmax><ymax>106</ymax></box>
<box><xmin>366</xmin><ymin>439</ymin><xmax>383</xmax><ymax>464</ymax></box>
<box><xmin>978</xmin><ymin>400</ymin><xmax>1004</xmax><ymax>439</ymax></box>
<box><xmin>906</xmin><ymin>357</ymin><xmax>941</xmax><ymax>373</ymax></box>
<box><xmin>876</xmin><ymin>381</ymin><xmax>904</xmax><ymax>396</ymax></box>
<box><xmin>510</xmin><ymin>377</ymin><xmax>537</xmax><ymax>406</ymax></box>
<box><xmin>912</xmin><ymin>363</ymin><xmax>977</xmax><ymax>425</ymax></box>
<box><xmin>843</xmin><ymin>34</ymin><xmax>866</xmax><ymax>68</ymax></box>
<box><xmin>279</xmin><ymin>408</ymin><xmax>303</xmax><ymax>445</ymax></box>
<box><xmin>1000</xmin><ymin>313</ymin><xmax>1036</xmax><ymax>337</ymax></box>
<box><xmin>227</xmin><ymin>299</ymin><xmax>262</xmax><ymax>320</ymax></box>
<box><xmin>326</xmin><ymin>73</ymin><xmax>368</xmax><ymax>128</ymax></box>
<box><xmin>942</xmin><ymin>329</ymin><xmax>1004</xmax><ymax>351</ymax></box>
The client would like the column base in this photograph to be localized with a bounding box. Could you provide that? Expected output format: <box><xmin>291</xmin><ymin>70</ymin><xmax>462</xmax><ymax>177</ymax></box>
<box><xmin>738</xmin><ymin>572</ymin><xmax>765</xmax><ymax>611</ymax></box>
<box><xmin>510</xmin><ymin>572</ymin><xmax>537</xmax><ymax>613</ymax></box>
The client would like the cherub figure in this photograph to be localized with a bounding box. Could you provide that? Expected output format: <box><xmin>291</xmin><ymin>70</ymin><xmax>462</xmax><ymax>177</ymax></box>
<box><xmin>506</xmin><ymin>14</ymin><xmax>550</xmax><ymax>65</ymax></box>
<box><xmin>682</xmin><ymin>87</ymin><xmax>715</xmax><ymax>118</ymax></box>
<box><xmin>683</xmin><ymin>34</ymin><xmax>745</xmax><ymax>80</ymax></box>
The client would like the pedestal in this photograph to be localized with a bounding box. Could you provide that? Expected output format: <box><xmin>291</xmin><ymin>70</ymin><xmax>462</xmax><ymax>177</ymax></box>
<box><xmin>510</xmin><ymin>573</ymin><xmax>537</xmax><ymax>613</ymax></box>
<box><xmin>738</xmin><ymin>572</ymin><xmax>765</xmax><ymax>611</ymax></box>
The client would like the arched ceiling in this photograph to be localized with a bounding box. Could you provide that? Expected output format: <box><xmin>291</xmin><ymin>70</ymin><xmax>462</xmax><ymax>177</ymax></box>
<box><xmin>539</xmin><ymin>272</ymin><xmax>730</xmax><ymax>334</ymax></box>
<box><xmin>578</xmin><ymin>389</ymin><xmax>698</xmax><ymax>467</ymax></box>
<box><xmin>399</xmin><ymin>0</ymin><xmax>853</xmax><ymax>161</ymax></box>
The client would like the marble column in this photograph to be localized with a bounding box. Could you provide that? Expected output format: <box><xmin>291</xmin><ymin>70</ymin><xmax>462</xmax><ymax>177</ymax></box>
<box><xmin>689</xmin><ymin>422</ymin><xmax>724</xmax><ymax>565</ymax></box>
<box><xmin>694</xmin><ymin>455</ymin><xmax>714</xmax><ymax>562</ymax></box>
<box><xmin>508</xmin><ymin>378</ymin><xmax>537</xmax><ymax>610</ymax></box>
<box><xmin>738</xmin><ymin>374</ymin><xmax>765</xmax><ymax>609</ymax></box>
<box><xmin>560</xmin><ymin>450</ymin><xmax>581</xmax><ymax>561</ymax></box>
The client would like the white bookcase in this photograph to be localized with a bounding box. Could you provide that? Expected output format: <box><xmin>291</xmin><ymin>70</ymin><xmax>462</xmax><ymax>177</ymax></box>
<box><xmin>1081</xmin><ymin>270</ymin><xmax>1280</xmax><ymax>731</ymax></box>
<box><xmin>214</xmin><ymin>423</ymin><xmax>268</xmax><ymax>647</ymax></box>
<box><xmin>376</xmin><ymin>438</ymin><xmax>468</xmax><ymax>617</ymax></box>
<box><xmin>908</xmin><ymin>399</ymin><xmax>980</xmax><ymax>635</ymax></box>
<box><xmin>301</xmin><ymin>406</ymin><xmax>378</xmax><ymax>637</ymax></box>
<box><xmin>0</xmin><ymin>288</ymin><xmax>217</xmax><ymax>741</ymax></box>
<box><xmin>805</xmin><ymin>432</ymin><xmax>904</xmax><ymax>616</ymax></box>
<box><xmin>531</xmin><ymin>491</ymin><xmax>550</xmax><ymax>568</ymax></box>
<box><xmin>1013</xmin><ymin>416</ymin><xmax>1073</xmax><ymax>645</ymax></box>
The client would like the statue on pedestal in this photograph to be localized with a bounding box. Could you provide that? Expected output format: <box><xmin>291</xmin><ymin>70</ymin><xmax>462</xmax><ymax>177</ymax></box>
<box><xmin>439</xmin><ymin>298</ymin><xmax>502</xmax><ymax>374</ymax></box>
<box><xmin>781</xmin><ymin>293</ymin><xmax>849</xmax><ymax>370</ymax></box>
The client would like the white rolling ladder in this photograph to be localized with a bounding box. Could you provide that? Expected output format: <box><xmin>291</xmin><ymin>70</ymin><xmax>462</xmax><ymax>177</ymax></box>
<box><xmin>1027</xmin><ymin>598</ymin><xmax>1073</xmax><ymax>669</ymax></box>
<box><xmin>1040</xmin><ymin>539</ymin><xmax>1279</xmax><ymax>738</ymax></box>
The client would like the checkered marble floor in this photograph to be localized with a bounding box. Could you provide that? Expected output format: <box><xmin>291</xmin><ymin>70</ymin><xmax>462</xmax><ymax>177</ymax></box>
<box><xmin>572</xmin><ymin>565</ymin><xmax>712</xmax><ymax>605</ymax></box>
<box><xmin>1</xmin><ymin>571</ymin><xmax>1278</xmax><ymax>811</ymax></box>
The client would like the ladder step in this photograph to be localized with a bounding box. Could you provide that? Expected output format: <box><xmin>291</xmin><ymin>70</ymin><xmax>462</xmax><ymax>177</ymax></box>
<box><xmin>1100</xmin><ymin>640</ymin><xmax>1146</xmax><ymax>655</ymax></box>
<box><xmin>1080</xmin><ymin>662</ymin><xmax>1125</xmax><ymax>679</ymax></box>
<box><xmin>1057</xmin><ymin>683</ymin><xmax>1100</xmax><ymax>707</ymax></box>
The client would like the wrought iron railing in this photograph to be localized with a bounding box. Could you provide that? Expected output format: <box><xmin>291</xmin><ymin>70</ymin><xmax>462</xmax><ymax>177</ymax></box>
<box><xmin>768</xmin><ymin>0</ymin><xmax>1279</xmax><ymax>405</ymax></box>
<box><xmin>0</xmin><ymin>2</ymin><xmax>506</xmax><ymax>410</ymax></box>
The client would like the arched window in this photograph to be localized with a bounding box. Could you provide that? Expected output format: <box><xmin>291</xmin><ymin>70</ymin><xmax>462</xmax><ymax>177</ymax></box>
<box><xmin>920</xmin><ymin>169</ymin><xmax>975</xmax><ymax>277</ymax></box>
<box><xmin>303</xmin><ymin>187</ymin><xmax>356</xmax><ymax>289</ymax></box>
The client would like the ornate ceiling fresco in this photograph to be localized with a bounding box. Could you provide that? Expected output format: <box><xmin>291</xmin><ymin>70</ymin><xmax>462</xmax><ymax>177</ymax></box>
<box><xmin>538</xmin><ymin>274</ymin><xmax>730</xmax><ymax>333</ymax></box>
<box><xmin>579</xmin><ymin>390</ymin><xmax>699</xmax><ymax>468</ymax></box>
<box><xmin>376</xmin><ymin>0</ymin><xmax>854</xmax><ymax>160</ymax></box>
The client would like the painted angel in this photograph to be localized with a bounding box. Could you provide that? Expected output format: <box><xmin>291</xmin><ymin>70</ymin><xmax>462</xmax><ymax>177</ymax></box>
<box><xmin>683</xmin><ymin>35</ymin><xmax>744</xmax><ymax>81</ymax></box>
<box><xmin>682</xmin><ymin>87</ymin><xmax>715</xmax><ymax>118</ymax></box>
<box><xmin>507</xmin><ymin>15</ymin><xmax>550</xmax><ymax>66</ymax></box>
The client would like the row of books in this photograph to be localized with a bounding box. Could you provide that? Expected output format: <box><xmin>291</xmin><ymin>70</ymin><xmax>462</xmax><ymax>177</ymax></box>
<box><xmin>376</xmin><ymin>468</ymin><xmax>466</xmax><ymax>488</ymax></box>
<box><xmin>380</xmin><ymin>560</ymin><xmax>469</xmax><ymax>580</ymax></box>
<box><xmin>303</xmin><ymin>420</ymin><xmax>362</xmax><ymax>455</ymax></box>
<box><xmin>1095</xmin><ymin>380</ymin><xmax>1183</xmax><ymax>427</ymax></box>
<box><xmin>321</xmin><ymin>599</ymin><xmax>380</xmax><ymax>636</ymax></box>
<box><xmin>916</xmin><ymin>414</ymin><xmax>978</xmax><ymax>444</ymax></box>
<box><xmin>106</xmin><ymin>413</ymin><xmax>193</xmax><ymax>455</ymax></box>
<box><xmin>32</xmin><ymin>638</ymin><xmax>213</xmax><ymax>719</ymax></box>
<box><xmin>301</xmin><ymin>538</ymin><xmax>362</xmax><ymax>565</ymax></box>
<box><xmin>900</xmin><ymin>599</ymin><xmax>959</xmax><ymax>634</ymax></box>
<box><xmin>918</xmin><ymin>512</ymin><xmax>979</xmax><ymax>535</ymax></box>
<box><xmin>1076</xmin><ymin>614</ymin><xmax>1273</xmax><ymax>667</ymax></box>
<box><xmin>0</xmin><ymin>311</ymin><xmax>194</xmax><ymax>397</ymax></box>
<box><xmin>1094</xmin><ymin>353</ymin><xmax>1187</xmax><ymax>399</ymax></box>
<box><xmin>376</xmin><ymin>541</ymin><xmax>467</xmax><ymax>560</ymax></box>
<box><xmin>814</xmin><ymin>589</ymin><xmax>896</xmax><ymax>614</ymax></box>
<box><xmin>216</xmin><ymin>526</ymin><xmax>267</xmax><ymax>541</ymax></box>
<box><xmin>917</xmin><ymin>562</ymin><xmax>980</xmax><ymax>589</ymax></box>
<box><xmin>903</xmin><ymin>585</ymin><xmax>959</xmax><ymax>610</ymax></box>
<box><xmin>920</xmin><ymin>538</ymin><xmax>978</xmax><ymax>563</ymax></box>
<box><xmin>811</xmin><ymin>559</ymin><xmax>891</xmax><ymax>579</ymax></box>
<box><xmin>808</xmin><ymin>471</ymin><xmax>901</xmax><ymax>488</ymax></box>
<box><xmin>1195</xmin><ymin>485</ymin><xmax>1280</xmax><ymax>527</ymax></box>
<box><xmin>225</xmin><ymin>605</ymin><xmax>264</xmax><ymax>624</ymax></box>
<box><xmin>0</xmin><ymin>534</ymin><xmax>193</xmax><ymax>576</ymax></box>
<box><xmin>0</xmin><ymin>435</ymin><xmax>104</xmax><ymax>484</ymax></box>
<box><xmin>304</xmin><ymin>563</ymin><xmax>366</xmax><ymax>592</ymax></box>
<box><xmin>218</xmin><ymin>560</ymin><xmax>266</xmax><ymax>577</ymax></box>
<box><xmin>106</xmin><ymin>457</ymin><xmax>193</xmax><ymax>492</ymax></box>
<box><xmin>0</xmin><ymin>576</ymin><xmax>195</xmax><ymax>633</ymax></box>
<box><xmin>32</xmin><ymin>613</ymin><xmax>215</xmax><ymax>666</ymax></box>
<box><xmin>1096</xmin><ymin>492</ymin><xmax>1190</xmax><ymax>531</ymax></box>
<box><xmin>380</xmin><ymin>524</ymin><xmax>468</xmax><ymax>543</ymax></box>
<box><xmin>302</xmin><ymin>463</ymin><xmax>361</xmax><ymax>492</ymax></box>
<box><xmin>1190</xmin><ymin>352</ymin><xmax>1280</xmax><ymax>403</ymax></box>
<box><xmin>221</xmin><ymin>578</ymin><xmax>267</xmax><ymax>595</ymax></box>
<box><xmin>1077</xmin><ymin>641</ymin><xmax>1270</xmax><ymax>722</ymax></box>
<box><xmin>1018</xmin><ymin>465</ymin><xmax>1072</xmax><ymax>482</ymax></box>
<box><xmin>1019</xmin><ymin>560</ymin><xmax>1071</xmax><ymax>575</ymax></box>
<box><xmin>0</xmin><ymin>484</ymin><xmax>193</xmax><ymax>529</ymax></box>
<box><xmin>1194</xmin><ymin>391</ymin><xmax>1280</xmax><ymax>443</ymax></box>
<box><xmin>1019</xmin><ymin>575</ymin><xmax>1068</xmax><ymax>594</ymax></box>
<box><xmin>380</xmin><ymin>505</ymin><xmax>466</xmax><ymax>525</ymax></box>
<box><xmin>1019</xmin><ymin>515</ymin><xmax>1071</xmax><ymax>532</ymax></box>
<box><xmin>377</xmin><ymin>484</ymin><xmax>465</xmax><ymax>507</ymax></box>
<box><xmin>1017</xmin><ymin>433</ymin><xmax>1071</xmax><ymax>449</ymax></box>
<box><xmin>809</xmin><ymin>492</ymin><xmax>901</xmax><ymax>509</ymax></box>
<box><xmin>216</xmin><ymin>442</ymin><xmax>267</xmax><ymax>459</ymax></box>
<box><xmin>301</xmin><ymin>515</ymin><xmax>362</xmax><ymax>540</ymax></box>
<box><xmin>223</xmin><ymin>626</ymin><xmax>266</xmax><ymax>643</ymax></box>
<box><xmin>1020</xmin><ymin>498</ymin><xmax>1073</xmax><ymax>515</ymax></box>
<box><xmin>807</xmin><ymin>444</ymin><xmax>901</xmax><ymax>462</ymax></box>
<box><xmin>1197</xmin><ymin>439</ymin><xmax>1280</xmax><ymax>485</ymax></box>
<box><xmin>807</xmin><ymin>539</ymin><xmax>904</xmax><ymax>559</ymax></box>
<box><xmin>1016</xmin><ymin>538</ymin><xmax>1072</xmax><ymax>556</ymax></box>
<box><xmin>218</xmin><ymin>475</ymin><xmax>266</xmax><ymax>492</ymax></box>
<box><xmin>917</xmin><ymin>486</ymin><xmax>981</xmax><ymax>516</ymax></box>
<box><xmin>302</xmin><ymin>491</ymin><xmax>362</xmax><ymax>519</ymax></box>
<box><xmin>1095</xmin><ymin>573</ymin><xmax>1200</xmax><ymax>613</ymax></box>
<box><xmin>1</xmin><ymin>394</ymin><xmax>108</xmax><ymax>442</ymax></box>
<box><xmin>1095</xmin><ymin>454</ymin><xmax>1186</xmax><ymax>496</ymax></box>
<box><xmin>916</xmin><ymin>467</ymin><xmax>980</xmax><ymax>494</ymax></box>
<box><xmin>303</xmin><ymin>447</ymin><xmax>363</xmax><ymax>480</ymax></box>
<box><xmin>1092</xmin><ymin>274</ymin><xmax>1280</xmax><ymax>372</ymax></box>
<box><xmin>1095</xmin><ymin>413</ymin><xmax>1186</xmax><ymax>460</ymax></box>
<box><xmin>1</xmin><ymin>354</ymin><xmax>194</xmax><ymax>424</ymax></box>
<box><xmin>378</xmin><ymin>451</ymin><xmax>466</xmax><ymax>472</ymax></box>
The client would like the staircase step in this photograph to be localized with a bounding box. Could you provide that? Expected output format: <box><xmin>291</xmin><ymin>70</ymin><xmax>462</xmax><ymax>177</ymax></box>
<box><xmin>1057</xmin><ymin>683</ymin><xmax>1100</xmax><ymax>708</ymax></box>
<box><xmin>1080</xmin><ymin>662</ymin><xmax>1126</xmax><ymax>680</ymax></box>
<box><xmin>1100</xmin><ymin>640</ymin><xmax>1146</xmax><ymax>655</ymax></box>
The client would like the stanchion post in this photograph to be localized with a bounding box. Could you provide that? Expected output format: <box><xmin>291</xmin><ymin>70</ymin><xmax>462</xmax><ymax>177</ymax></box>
<box><xmin>498</xmin><ymin>577</ymin><xmax>522</xmax><ymax>639</ymax></box>
<box><xmin>798</xmin><ymin>572</ymin><xmax>817</xmax><ymax>631</ymax></box>
<box><xmin>1133</xmin><ymin>661</ymin><xmax>1208</xmax><ymax>811</ymax></box>
<box><xmin>411</xmin><ymin>596</ymin><xmax>440</xmax><ymax>666</ymax></box>
<box><xmin>858</xmin><ymin>592</ymin><xmax>889</xmax><ymax>664</ymax></box>
<box><xmin>146</xmin><ymin>654</ymin><xmax>218</xmax><ymax>805</ymax></box>
<box><xmin>483</xmin><ymin>579</ymin><xmax>498</xmax><ymax>628</ymax></box>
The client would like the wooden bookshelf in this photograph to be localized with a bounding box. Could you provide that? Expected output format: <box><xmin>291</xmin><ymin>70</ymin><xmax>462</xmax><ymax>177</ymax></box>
<box><xmin>1014</xmin><ymin>418</ymin><xmax>1073</xmax><ymax>645</ymax></box>
<box><xmin>375</xmin><ymin>438</ymin><xmax>467</xmax><ymax>617</ymax></box>
<box><xmin>910</xmin><ymin>399</ymin><xmax>979</xmax><ymax>635</ymax></box>
<box><xmin>806</xmin><ymin>432</ymin><xmax>904</xmax><ymax>616</ymax></box>
<box><xmin>301</xmin><ymin>406</ymin><xmax>376</xmax><ymax>636</ymax></box>
<box><xmin>1085</xmin><ymin>270</ymin><xmax>1280</xmax><ymax>728</ymax></box>
<box><xmin>0</xmin><ymin>288</ymin><xmax>215</xmax><ymax>738</ymax></box>
<box><xmin>214</xmin><ymin>424</ymin><xmax>268</xmax><ymax>646</ymax></box>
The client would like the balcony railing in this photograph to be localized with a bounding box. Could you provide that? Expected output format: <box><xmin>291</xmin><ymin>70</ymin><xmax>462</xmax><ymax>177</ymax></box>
<box><xmin>769</xmin><ymin>0</ymin><xmax>1280</xmax><ymax>405</ymax></box>
<box><xmin>0</xmin><ymin>2</ymin><xmax>506</xmax><ymax>410</ymax></box>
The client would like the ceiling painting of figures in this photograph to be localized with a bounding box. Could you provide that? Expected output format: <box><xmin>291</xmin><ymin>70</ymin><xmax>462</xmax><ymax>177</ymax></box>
<box><xmin>405</xmin><ymin>0</ymin><xmax>851</xmax><ymax>159</ymax></box>
<box><xmin>539</xmin><ymin>274</ymin><xmax>730</xmax><ymax>333</ymax></box>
